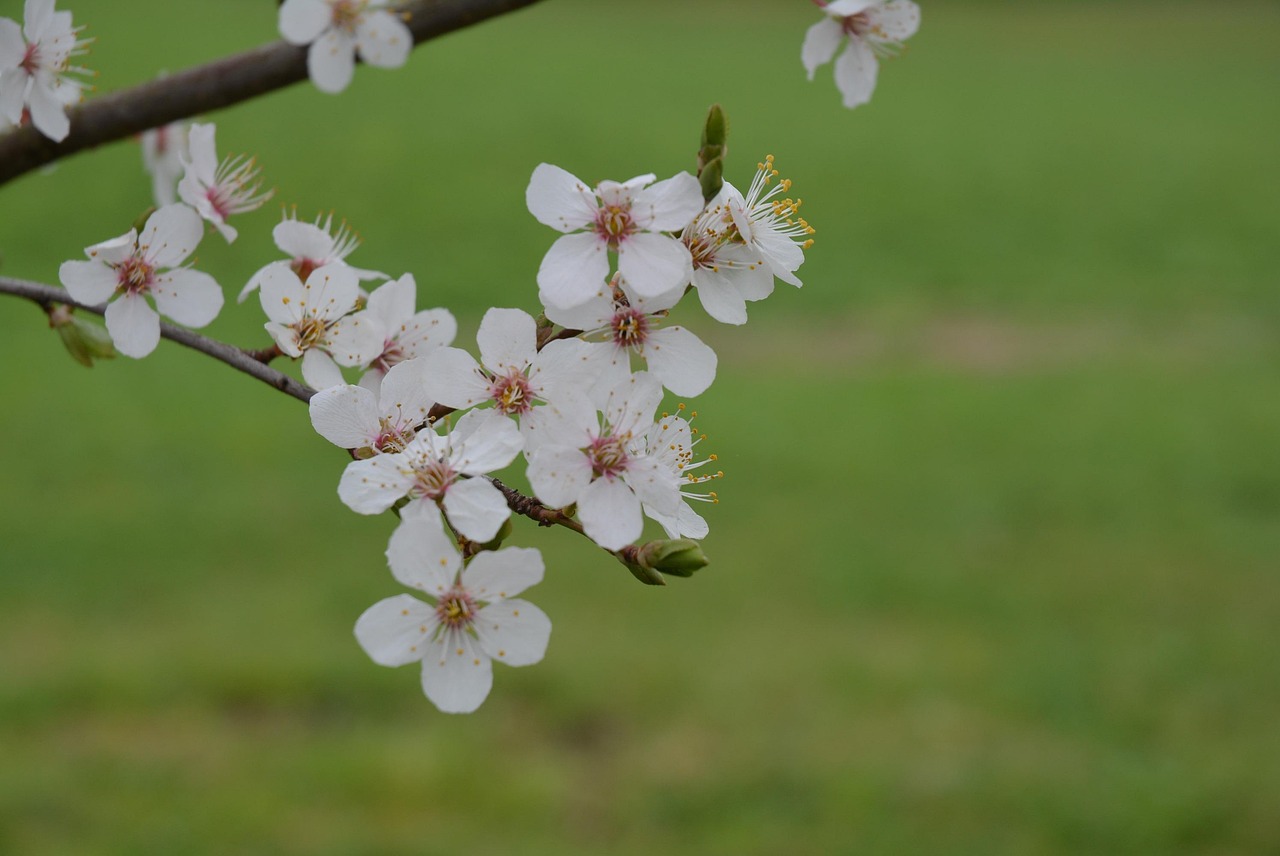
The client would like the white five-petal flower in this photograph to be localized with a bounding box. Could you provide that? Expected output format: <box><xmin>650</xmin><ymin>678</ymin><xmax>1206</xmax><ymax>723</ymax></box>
<box><xmin>358</xmin><ymin>273</ymin><xmax>457</xmax><ymax>391</ymax></box>
<box><xmin>640</xmin><ymin>411</ymin><xmax>722</xmax><ymax>540</ymax></box>
<box><xmin>526</xmin><ymin>163</ymin><xmax>704</xmax><ymax>309</ymax></box>
<box><xmin>58</xmin><ymin>204</ymin><xmax>223</xmax><ymax>359</ymax></box>
<box><xmin>178</xmin><ymin>123</ymin><xmax>273</xmax><ymax>243</ymax></box>
<box><xmin>683</xmin><ymin>156</ymin><xmax>814</xmax><ymax>325</ymax></box>
<box><xmin>543</xmin><ymin>276</ymin><xmax>717</xmax><ymax>398</ymax></box>
<box><xmin>309</xmin><ymin>356</ymin><xmax>435</xmax><ymax>457</ymax></box>
<box><xmin>355</xmin><ymin>506</ymin><xmax>551</xmax><ymax>714</ymax></box>
<box><xmin>240</xmin><ymin>210</ymin><xmax>385</xmax><ymax>303</ymax></box>
<box><xmin>140</xmin><ymin>121</ymin><xmax>188</xmax><ymax>207</ymax></box>
<box><xmin>259</xmin><ymin>261</ymin><xmax>383</xmax><ymax>390</ymax></box>
<box><xmin>802</xmin><ymin>0</ymin><xmax>920</xmax><ymax>109</ymax></box>
<box><xmin>422</xmin><ymin>307</ymin><xmax>600</xmax><ymax>452</ymax></box>
<box><xmin>279</xmin><ymin>0</ymin><xmax>413</xmax><ymax>95</ymax></box>
<box><xmin>0</xmin><ymin>0</ymin><xmax>91</xmax><ymax>142</ymax></box>
<box><xmin>526</xmin><ymin>372</ymin><xmax>682</xmax><ymax>551</ymax></box>
<box><xmin>337</xmin><ymin>408</ymin><xmax>523</xmax><ymax>542</ymax></box>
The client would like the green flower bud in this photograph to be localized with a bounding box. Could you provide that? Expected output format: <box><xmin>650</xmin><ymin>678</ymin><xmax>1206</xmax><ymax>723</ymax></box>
<box><xmin>50</xmin><ymin>306</ymin><xmax>115</xmax><ymax>367</ymax></box>
<box><xmin>636</xmin><ymin>538</ymin><xmax>709</xmax><ymax>578</ymax></box>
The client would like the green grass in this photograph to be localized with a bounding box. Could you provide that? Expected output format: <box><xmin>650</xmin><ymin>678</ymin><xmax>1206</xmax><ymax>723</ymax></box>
<box><xmin>2</xmin><ymin>1</ymin><xmax>1279</xmax><ymax>853</ymax></box>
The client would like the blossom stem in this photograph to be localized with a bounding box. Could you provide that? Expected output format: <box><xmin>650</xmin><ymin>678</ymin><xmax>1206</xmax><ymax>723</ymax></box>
<box><xmin>0</xmin><ymin>0</ymin><xmax>548</xmax><ymax>187</ymax></box>
<box><xmin>0</xmin><ymin>275</ymin><xmax>314</xmax><ymax>403</ymax></box>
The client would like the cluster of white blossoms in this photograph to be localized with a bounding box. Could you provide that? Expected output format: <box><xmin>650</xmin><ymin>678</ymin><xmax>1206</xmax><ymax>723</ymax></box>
<box><xmin>31</xmin><ymin>0</ymin><xmax>926</xmax><ymax>715</ymax></box>
<box><xmin>803</xmin><ymin>0</ymin><xmax>921</xmax><ymax>109</ymax></box>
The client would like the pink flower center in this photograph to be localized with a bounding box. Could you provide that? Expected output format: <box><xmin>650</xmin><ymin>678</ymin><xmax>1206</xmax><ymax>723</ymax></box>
<box><xmin>595</xmin><ymin>204</ymin><xmax>635</xmax><ymax>247</ymax></box>
<box><xmin>374</xmin><ymin>416</ymin><xmax>414</xmax><ymax>454</ymax></box>
<box><xmin>19</xmin><ymin>43</ymin><xmax>39</xmax><ymax>76</ymax></box>
<box><xmin>205</xmin><ymin>185</ymin><xmax>235</xmax><ymax>221</ymax></box>
<box><xmin>490</xmin><ymin>370</ymin><xmax>535</xmax><ymax>416</ymax></box>
<box><xmin>291</xmin><ymin>257</ymin><xmax>322</xmax><ymax>282</ymax></box>
<box><xmin>114</xmin><ymin>256</ymin><xmax>155</xmax><ymax>295</ymax></box>
<box><xmin>411</xmin><ymin>458</ymin><xmax>457</xmax><ymax>501</ymax></box>
<box><xmin>610</xmin><ymin>308</ymin><xmax>649</xmax><ymax>349</ymax></box>
<box><xmin>373</xmin><ymin>339</ymin><xmax>406</xmax><ymax>374</ymax></box>
<box><xmin>842</xmin><ymin>11</ymin><xmax>872</xmax><ymax>37</ymax></box>
<box><xmin>587</xmin><ymin>434</ymin><xmax>630</xmax><ymax>480</ymax></box>
<box><xmin>295</xmin><ymin>316</ymin><xmax>329</xmax><ymax>351</ymax></box>
<box><xmin>331</xmin><ymin>0</ymin><xmax>368</xmax><ymax>32</ymax></box>
<box><xmin>435</xmin><ymin>587</ymin><xmax>476</xmax><ymax>629</ymax></box>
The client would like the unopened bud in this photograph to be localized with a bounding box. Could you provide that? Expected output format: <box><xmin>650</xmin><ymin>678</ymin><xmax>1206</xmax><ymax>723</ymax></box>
<box><xmin>636</xmin><ymin>538</ymin><xmax>709</xmax><ymax>578</ymax></box>
<box><xmin>697</xmin><ymin>104</ymin><xmax>729</xmax><ymax>202</ymax></box>
<box><xmin>50</xmin><ymin>306</ymin><xmax>114</xmax><ymax>367</ymax></box>
<box><xmin>625</xmin><ymin>561</ymin><xmax>667</xmax><ymax>587</ymax></box>
<box><xmin>131</xmin><ymin>206</ymin><xmax>157</xmax><ymax>234</ymax></box>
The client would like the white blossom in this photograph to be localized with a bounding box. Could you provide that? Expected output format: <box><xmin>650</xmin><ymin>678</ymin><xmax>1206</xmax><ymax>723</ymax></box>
<box><xmin>309</xmin><ymin>357</ymin><xmax>435</xmax><ymax>457</ymax></box>
<box><xmin>259</xmin><ymin>261</ymin><xmax>383</xmax><ymax>389</ymax></box>
<box><xmin>526</xmin><ymin>373</ymin><xmax>681</xmax><ymax>551</ymax></box>
<box><xmin>802</xmin><ymin>0</ymin><xmax>920</xmax><ymax>109</ymax></box>
<box><xmin>526</xmin><ymin>163</ymin><xmax>704</xmax><ymax>308</ymax></box>
<box><xmin>421</xmin><ymin>307</ymin><xmax>599</xmax><ymax>453</ymax></box>
<box><xmin>358</xmin><ymin>274</ymin><xmax>457</xmax><ymax>392</ymax></box>
<box><xmin>338</xmin><ymin>408</ymin><xmax>523</xmax><ymax>542</ymax></box>
<box><xmin>140</xmin><ymin>121</ymin><xmax>188</xmax><ymax>207</ymax></box>
<box><xmin>683</xmin><ymin>156</ymin><xmax>814</xmax><ymax>325</ymax></box>
<box><xmin>58</xmin><ymin>204</ymin><xmax>223</xmax><ymax>359</ymax></box>
<box><xmin>279</xmin><ymin>0</ymin><xmax>412</xmax><ymax>95</ymax></box>
<box><xmin>178</xmin><ymin>123</ymin><xmax>272</xmax><ymax>243</ymax></box>
<box><xmin>640</xmin><ymin>410</ymin><xmax>722</xmax><ymax>540</ymax></box>
<box><xmin>355</xmin><ymin>505</ymin><xmax>551</xmax><ymax>714</ymax></box>
<box><xmin>543</xmin><ymin>276</ymin><xmax>716</xmax><ymax>398</ymax></box>
<box><xmin>240</xmin><ymin>210</ymin><xmax>384</xmax><ymax>303</ymax></box>
<box><xmin>0</xmin><ymin>0</ymin><xmax>91</xmax><ymax>142</ymax></box>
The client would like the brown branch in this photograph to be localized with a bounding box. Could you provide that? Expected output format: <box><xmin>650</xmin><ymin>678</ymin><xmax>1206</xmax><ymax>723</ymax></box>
<box><xmin>0</xmin><ymin>0</ymin><xmax>547</xmax><ymax>186</ymax></box>
<box><xmin>0</xmin><ymin>276</ymin><xmax>314</xmax><ymax>403</ymax></box>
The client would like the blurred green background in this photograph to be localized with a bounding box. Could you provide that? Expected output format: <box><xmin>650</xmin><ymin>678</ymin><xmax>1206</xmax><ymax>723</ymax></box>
<box><xmin>2</xmin><ymin>1</ymin><xmax>1278</xmax><ymax>853</ymax></box>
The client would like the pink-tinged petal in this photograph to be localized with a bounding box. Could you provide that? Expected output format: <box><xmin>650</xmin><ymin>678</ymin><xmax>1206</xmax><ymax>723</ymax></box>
<box><xmin>578</xmin><ymin>476</ymin><xmax>642</xmax><ymax>551</ymax></box>
<box><xmin>420</xmin><ymin>347</ymin><xmax>490</xmax><ymax>409</ymax></box>
<box><xmin>377</xmin><ymin>357</ymin><xmax>434</xmax><ymax>428</ymax></box>
<box><xmin>59</xmin><ymin>260</ymin><xmax>117</xmax><ymax>305</ymax></box>
<box><xmin>0</xmin><ymin>20</ymin><xmax>24</xmax><ymax>70</ymax></box>
<box><xmin>441</xmin><ymin>477</ymin><xmax>511</xmax><ymax>542</ymax></box>
<box><xmin>617</xmin><ymin>232</ymin><xmax>692</xmax><ymax>299</ymax></box>
<box><xmin>644</xmin><ymin>326</ymin><xmax>716</xmax><ymax>398</ymax></box>
<box><xmin>386</xmin><ymin>507</ymin><xmax>459</xmax><ymax>595</ymax></box>
<box><xmin>151</xmin><ymin>268</ymin><xmax>223</xmax><ymax>328</ymax></box>
<box><xmin>104</xmin><ymin>293</ymin><xmax>161</xmax><ymax>359</ymax></box>
<box><xmin>354</xmin><ymin>594</ymin><xmax>436</xmax><ymax>667</ymax></box>
<box><xmin>303</xmin><ymin>263</ymin><xmax>361</xmax><ymax>322</ymax></box>
<box><xmin>394</xmin><ymin>308</ymin><xmax>456</xmax><ymax>358</ymax></box>
<box><xmin>309</xmin><ymin>383</ymin><xmax>380</xmax><ymax>449</ymax></box>
<box><xmin>26</xmin><ymin>79</ymin><xmax>69</xmax><ymax>142</ymax></box>
<box><xmin>526</xmin><ymin>445</ymin><xmax>592</xmax><ymax>509</ymax></box>
<box><xmin>307</xmin><ymin>28</ymin><xmax>356</xmax><ymax>94</ymax></box>
<box><xmin>258</xmin><ymin>265</ymin><xmax>308</xmax><ymax>326</ymax></box>
<box><xmin>325</xmin><ymin>310</ymin><xmax>384</xmax><ymax>367</ymax></box>
<box><xmin>450</xmin><ymin>409</ymin><xmax>523</xmax><ymax>474</ymax></box>
<box><xmin>691</xmin><ymin>268</ymin><xmax>748</xmax><ymax>325</ymax></box>
<box><xmin>139</xmin><ymin>204</ymin><xmax>203</xmax><ymax>268</ymax></box>
<box><xmin>301</xmin><ymin>348</ymin><xmax>346</xmax><ymax>390</ymax></box>
<box><xmin>338</xmin><ymin>453</ymin><xmax>416</xmax><ymax>514</ymax></box>
<box><xmin>631</xmin><ymin>172</ymin><xmax>703</xmax><ymax>232</ymax></box>
<box><xmin>278</xmin><ymin>0</ymin><xmax>330</xmax><ymax>44</ymax></box>
<box><xmin>872</xmin><ymin>0</ymin><xmax>920</xmax><ymax>40</ymax></box>
<box><xmin>464</xmin><ymin>547</ymin><xmax>544</xmax><ymax>601</ymax></box>
<box><xmin>476</xmin><ymin>598</ymin><xmax>550</xmax><ymax>667</ymax></box>
<box><xmin>184</xmin><ymin>122</ymin><xmax>219</xmax><ymax>184</ymax></box>
<box><xmin>477</xmin><ymin>307</ymin><xmax>537</xmax><ymax>375</ymax></box>
<box><xmin>355</xmin><ymin>9</ymin><xmax>411</xmax><ymax>68</ymax></box>
<box><xmin>525</xmin><ymin>163</ymin><xmax>597</xmax><ymax>232</ymax></box>
<box><xmin>825</xmin><ymin>0</ymin><xmax>875</xmax><ymax>17</ymax></box>
<box><xmin>537</xmin><ymin>232</ymin><xmax>610</xmax><ymax>309</ymax></box>
<box><xmin>801</xmin><ymin>17</ymin><xmax>843</xmax><ymax>77</ymax></box>
<box><xmin>365</xmin><ymin>273</ymin><xmax>415</xmax><ymax>332</ymax></box>
<box><xmin>624</xmin><ymin>455</ymin><xmax>681</xmax><ymax>517</ymax></box>
<box><xmin>0</xmin><ymin>70</ymin><xmax>28</xmax><ymax>124</ymax></box>
<box><xmin>834</xmin><ymin>38</ymin><xmax>879</xmax><ymax>109</ymax></box>
<box><xmin>420</xmin><ymin>631</ymin><xmax>492</xmax><ymax>714</ymax></box>
<box><xmin>540</xmin><ymin>284</ymin><xmax>611</xmax><ymax>330</ymax></box>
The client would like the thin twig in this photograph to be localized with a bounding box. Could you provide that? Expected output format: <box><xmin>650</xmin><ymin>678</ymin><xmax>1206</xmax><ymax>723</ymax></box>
<box><xmin>0</xmin><ymin>0</ymin><xmax>547</xmax><ymax>186</ymax></box>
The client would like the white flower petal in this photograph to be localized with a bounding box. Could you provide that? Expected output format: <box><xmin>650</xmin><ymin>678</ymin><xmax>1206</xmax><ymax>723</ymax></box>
<box><xmin>355</xmin><ymin>9</ymin><xmax>411</xmax><ymax>68</ymax></box>
<box><xmin>325</xmin><ymin>310</ymin><xmax>384</xmax><ymax>367</ymax></box>
<box><xmin>183</xmin><ymin>122</ymin><xmax>219</xmax><ymax>184</ymax></box>
<box><xmin>624</xmin><ymin>455</ymin><xmax>681</xmax><ymax>517</ymax></box>
<box><xmin>421</xmin><ymin>347</ymin><xmax>491</xmax><ymax>410</ymax></box>
<box><xmin>526</xmin><ymin>445</ymin><xmax>592</xmax><ymax>509</ymax></box>
<box><xmin>393</xmin><ymin>308</ymin><xmax>457</xmax><ymax>359</ymax></box>
<box><xmin>150</xmin><ymin>268</ymin><xmax>223</xmax><ymax>328</ymax></box>
<box><xmin>303</xmin><ymin>263</ymin><xmax>361</xmax><ymax>322</ymax></box>
<box><xmin>464</xmin><ymin>547</ymin><xmax>544</xmax><ymax>601</ymax></box>
<box><xmin>643</xmin><ymin>326</ymin><xmax>716</xmax><ymax>397</ymax></box>
<box><xmin>872</xmin><ymin>0</ymin><xmax>921</xmax><ymax>40</ymax></box>
<box><xmin>540</xmin><ymin>283</ymin><xmax>612</xmax><ymax>330</ymax></box>
<box><xmin>826</xmin><ymin>0</ymin><xmax>876</xmax><ymax>17</ymax></box>
<box><xmin>519</xmin><ymin>387</ymin><xmax>598</xmax><ymax>454</ymax></box>
<box><xmin>301</xmin><ymin>348</ymin><xmax>346</xmax><ymax>390</ymax></box>
<box><xmin>420</xmin><ymin>631</ymin><xmax>492</xmax><ymax>714</ymax></box>
<box><xmin>537</xmin><ymin>232</ymin><xmax>609</xmax><ymax>309</ymax></box>
<box><xmin>309</xmin><ymin>383</ymin><xmax>381</xmax><ymax>449</ymax></box>
<box><xmin>617</xmin><ymin>232</ymin><xmax>692</xmax><ymax>298</ymax></box>
<box><xmin>441</xmin><ymin>477</ymin><xmax>511</xmax><ymax>542</ymax></box>
<box><xmin>386</xmin><ymin>507</ymin><xmax>460</xmax><ymax>595</ymax></box>
<box><xmin>578</xmin><ymin>476</ymin><xmax>642</xmax><ymax>551</ymax></box>
<box><xmin>377</xmin><ymin>357</ymin><xmax>435</xmax><ymax>429</ymax></box>
<box><xmin>526</xmin><ymin>163</ymin><xmax>598</xmax><ymax>232</ymax></box>
<box><xmin>258</xmin><ymin>266</ymin><xmax>307</xmax><ymax>326</ymax></box>
<box><xmin>834</xmin><ymin>38</ymin><xmax>879</xmax><ymax>109</ymax></box>
<box><xmin>338</xmin><ymin>453</ymin><xmax>416</xmax><ymax>514</ymax></box>
<box><xmin>477</xmin><ymin>307</ymin><xmax>537</xmax><ymax>375</ymax></box>
<box><xmin>104</xmin><ymin>293</ymin><xmax>161</xmax><ymax>359</ymax></box>
<box><xmin>354</xmin><ymin>594</ymin><xmax>436</xmax><ymax>667</ymax></box>
<box><xmin>278</xmin><ymin>0</ymin><xmax>331</xmax><ymax>45</ymax></box>
<box><xmin>307</xmin><ymin>28</ymin><xmax>356</xmax><ymax>94</ymax></box>
<box><xmin>139</xmin><ymin>204</ymin><xmax>203</xmax><ymax>269</ymax></box>
<box><xmin>365</xmin><ymin>274</ymin><xmax>415</xmax><ymax>332</ymax></box>
<box><xmin>0</xmin><ymin>20</ymin><xmax>24</xmax><ymax>70</ymax></box>
<box><xmin>631</xmin><ymin>172</ymin><xmax>703</xmax><ymax>232</ymax></box>
<box><xmin>476</xmin><ymin>598</ymin><xmax>550</xmax><ymax>667</ymax></box>
<box><xmin>801</xmin><ymin>17</ymin><xmax>843</xmax><ymax>78</ymax></box>
<box><xmin>691</xmin><ymin>267</ymin><xmax>749</xmax><ymax>325</ymax></box>
<box><xmin>450</xmin><ymin>409</ymin><xmax>523</xmax><ymax>474</ymax></box>
<box><xmin>59</xmin><ymin>260</ymin><xmax>118</xmax><ymax>305</ymax></box>
<box><xmin>26</xmin><ymin>77</ymin><xmax>69</xmax><ymax>142</ymax></box>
